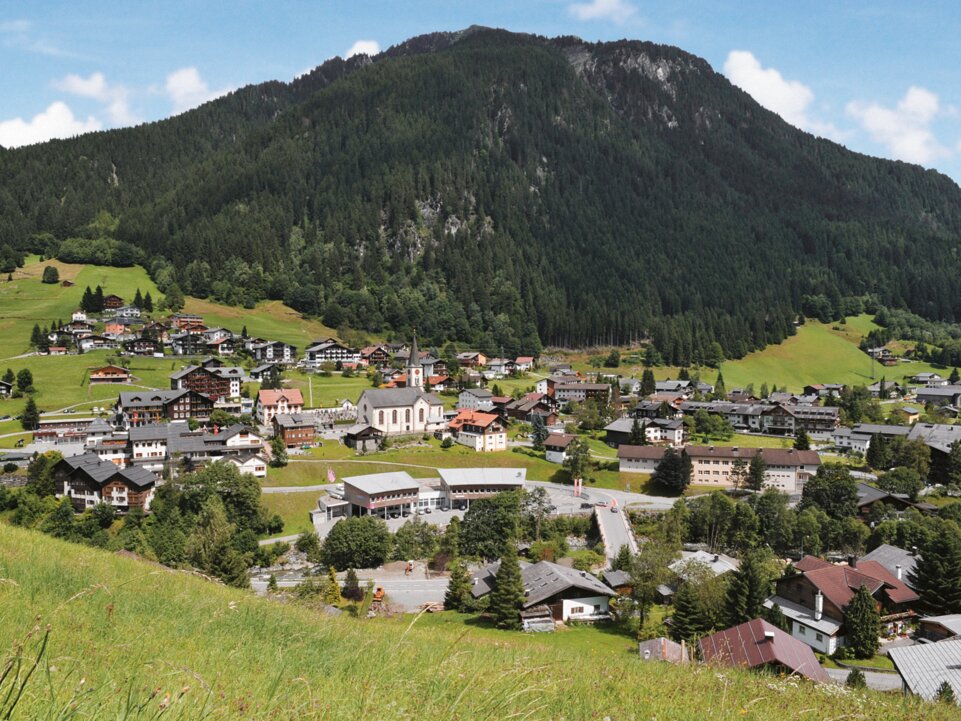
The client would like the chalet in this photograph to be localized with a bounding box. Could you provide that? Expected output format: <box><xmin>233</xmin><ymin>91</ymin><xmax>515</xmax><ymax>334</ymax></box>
<box><xmin>116</xmin><ymin>389</ymin><xmax>214</xmax><ymax>427</ymax></box>
<box><xmin>471</xmin><ymin>559</ymin><xmax>614</xmax><ymax>624</ymax></box>
<box><xmin>103</xmin><ymin>294</ymin><xmax>124</xmax><ymax>310</ymax></box>
<box><xmin>555</xmin><ymin>383</ymin><xmax>612</xmax><ymax>404</ymax></box>
<box><xmin>250</xmin><ymin>340</ymin><xmax>297</xmax><ymax>365</ymax></box>
<box><xmin>766</xmin><ymin>555</ymin><xmax>919</xmax><ymax>654</ymax></box>
<box><xmin>699</xmin><ymin>619</ymin><xmax>830</xmax><ymax>683</ymax></box>
<box><xmin>206</xmin><ymin>337</ymin><xmax>235</xmax><ymax>356</ymax></box>
<box><xmin>126</xmin><ymin>421</ymin><xmax>267</xmax><ymax>476</ymax></box>
<box><xmin>858</xmin><ymin>544</ymin><xmax>917</xmax><ymax>588</ymax></box>
<box><xmin>61</xmin><ymin>280</ymin><xmax>75</xmax><ymax>287</ymax></box>
<box><xmin>456</xmin><ymin>351</ymin><xmax>487</xmax><ymax>368</ymax></box>
<box><xmin>458</xmin><ymin>388</ymin><xmax>494</xmax><ymax>411</ymax></box>
<box><xmin>33</xmin><ymin>416</ymin><xmax>100</xmax><ymax>445</ymax></box>
<box><xmin>89</xmin><ymin>365</ymin><xmax>131</xmax><ymax>384</ymax></box>
<box><xmin>343</xmin><ymin>423</ymin><xmax>384</xmax><ymax>452</ymax></box>
<box><xmin>544</xmin><ymin>433</ymin><xmax>577</xmax><ymax>463</ymax></box>
<box><xmin>603</xmin><ymin>417</ymin><xmax>685</xmax><ymax>447</ymax></box>
<box><xmin>447</xmin><ymin>410</ymin><xmax>507</xmax><ymax>452</ymax></box>
<box><xmin>803</xmin><ymin>383</ymin><xmax>846</xmax><ymax>398</ymax></box>
<box><xmin>912</xmin><ymin>372</ymin><xmax>947</xmax><ymax>386</ymax></box>
<box><xmin>357</xmin><ymin>387</ymin><xmax>444</xmax><ymax>437</ymax></box>
<box><xmin>63</xmin><ymin>320</ymin><xmax>94</xmax><ymax>335</ymax></box>
<box><xmin>304</xmin><ymin>339</ymin><xmax>360</xmax><ymax>367</ymax></box>
<box><xmin>169</xmin><ymin>332</ymin><xmax>209</xmax><ymax>356</ymax></box>
<box><xmin>867</xmin><ymin>379</ymin><xmax>904</xmax><ymax>398</ymax></box>
<box><xmin>140</xmin><ymin>321</ymin><xmax>169</xmax><ymax>342</ymax></box>
<box><xmin>54</xmin><ymin>453</ymin><xmax>156</xmax><ymax>513</ymax></box>
<box><xmin>168</xmin><ymin>313</ymin><xmax>204</xmax><ymax>330</ymax></box>
<box><xmin>256</xmin><ymin>388</ymin><xmax>304</xmax><ymax>425</ymax></box>
<box><xmin>71</xmin><ymin>310</ymin><xmax>87</xmax><ymax>322</ymax></box>
<box><xmin>0</xmin><ymin>380</ymin><xmax>11</xmax><ymax>397</ymax></box>
<box><xmin>359</xmin><ymin>345</ymin><xmax>391</xmax><ymax>367</ymax></box>
<box><xmin>654</xmin><ymin>380</ymin><xmax>693</xmax><ymax>396</ymax></box>
<box><xmin>515</xmin><ymin>356</ymin><xmax>535</xmax><ymax>372</ymax></box>
<box><xmin>123</xmin><ymin>337</ymin><xmax>162</xmax><ymax>356</ymax></box>
<box><xmin>908</xmin><ymin>423</ymin><xmax>961</xmax><ymax>484</ymax></box>
<box><xmin>855</xmin><ymin>482</ymin><xmax>935</xmax><ymax>518</ymax></box>
<box><xmin>103</xmin><ymin>322</ymin><xmax>126</xmax><ymax>337</ymax></box>
<box><xmin>503</xmin><ymin>396</ymin><xmax>557</xmax><ymax>425</ymax></box>
<box><xmin>486</xmin><ymin>358</ymin><xmax>515</xmax><ymax>376</ymax></box>
<box><xmin>47</xmin><ymin>346</ymin><xmax>68</xmax><ymax>356</ymax></box>
<box><xmin>78</xmin><ymin>335</ymin><xmax>118</xmax><ymax>352</ymax></box>
<box><xmin>916</xmin><ymin>385</ymin><xmax>961</xmax><ymax>407</ymax></box>
<box><xmin>112</xmin><ymin>305</ymin><xmax>141</xmax><ymax>319</ymax></box>
<box><xmin>249</xmin><ymin>363</ymin><xmax>279</xmax><ymax>382</ymax></box>
<box><xmin>272</xmin><ymin>413</ymin><xmax>316</xmax><ymax>448</ymax></box>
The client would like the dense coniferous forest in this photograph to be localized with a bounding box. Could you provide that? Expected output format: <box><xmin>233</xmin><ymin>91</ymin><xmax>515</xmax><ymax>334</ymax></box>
<box><xmin>2</xmin><ymin>27</ymin><xmax>961</xmax><ymax>360</ymax></box>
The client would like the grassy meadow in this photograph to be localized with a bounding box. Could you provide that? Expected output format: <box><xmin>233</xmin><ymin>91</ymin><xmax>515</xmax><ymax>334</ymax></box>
<box><xmin>0</xmin><ymin>523</ymin><xmax>950</xmax><ymax>721</ymax></box>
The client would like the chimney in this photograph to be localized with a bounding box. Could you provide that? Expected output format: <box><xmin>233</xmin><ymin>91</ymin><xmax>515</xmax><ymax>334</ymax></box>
<box><xmin>896</xmin><ymin>564</ymin><xmax>903</xmax><ymax>580</ymax></box>
<box><xmin>713</xmin><ymin>554</ymin><xmax>720</xmax><ymax>562</ymax></box>
<box><xmin>763</xmin><ymin>630</ymin><xmax>776</xmax><ymax>642</ymax></box>
<box><xmin>814</xmin><ymin>590</ymin><xmax>824</xmax><ymax>621</ymax></box>
<box><xmin>848</xmin><ymin>555</ymin><xmax>856</xmax><ymax>569</ymax></box>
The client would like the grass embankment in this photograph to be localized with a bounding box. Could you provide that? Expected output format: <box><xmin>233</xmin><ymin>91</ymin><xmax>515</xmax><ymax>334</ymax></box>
<box><xmin>0</xmin><ymin>524</ymin><xmax>947</xmax><ymax>720</ymax></box>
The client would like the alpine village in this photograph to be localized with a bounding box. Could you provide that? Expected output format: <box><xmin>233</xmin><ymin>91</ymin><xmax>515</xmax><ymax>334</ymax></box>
<box><xmin>5</xmin><ymin>16</ymin><xmax>961</xmax><ymax>721</ymax></box>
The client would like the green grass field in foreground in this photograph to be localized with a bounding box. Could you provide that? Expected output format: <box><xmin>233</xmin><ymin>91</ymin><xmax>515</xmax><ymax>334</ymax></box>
<box><xmin>0</xmin><ymin>523</ymin><xmax>948</xmax><ymax>721</ymax></box>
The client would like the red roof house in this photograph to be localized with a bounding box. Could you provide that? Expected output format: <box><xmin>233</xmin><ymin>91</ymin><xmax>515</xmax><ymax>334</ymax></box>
<box><xmin>699</xmin><ymin>619</ymin><xmax>830</xmax><ymax>682</ymax></box>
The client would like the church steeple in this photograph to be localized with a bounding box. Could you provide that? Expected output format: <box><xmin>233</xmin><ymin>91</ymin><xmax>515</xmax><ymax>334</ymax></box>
<box><xmin>407</xmin><ymin>330</ymin><xmax>423</xmax><ymax>389</ymax></box>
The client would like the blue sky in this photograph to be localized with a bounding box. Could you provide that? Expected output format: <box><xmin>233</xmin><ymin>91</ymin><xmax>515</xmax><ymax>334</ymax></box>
<box><xmin>2</xmin><ymin>1</ymin><xmax>961</xmax><ymax>182</ymax></box>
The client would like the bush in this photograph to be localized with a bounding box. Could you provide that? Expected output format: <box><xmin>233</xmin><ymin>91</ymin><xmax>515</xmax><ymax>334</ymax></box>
<box><xmin>440</xmin><ymin>437</ymin><xmax>453</xmax><ymax>449</ymax></box>
<box><xmin>846</xmin><ymin>669</ymin><xmax>867</xmax><ymax>689</ymax></box>
<box><xmin>2</xmin><ymin>462</ymin><xmax>17</xmax><ymax>473</ymax></box>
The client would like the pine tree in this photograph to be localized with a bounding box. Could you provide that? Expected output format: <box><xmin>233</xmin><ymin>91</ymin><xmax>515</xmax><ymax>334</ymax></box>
<box><xmin>866</xmin><ymin>433</ymin><xmax>889</xmax><ymax>470</ymax></box>
<box><xmin>530</xmin><ymin>414</ymin><xmax>548</xmax><ymax>450</ymax></box>
<box><xmin>323</xmin><ymin>567</ymin><xmax>341</xmax><ymax>605</ymax></box>
<box><xmin>133</xmin><ymin>288</ymin><xmax>144</xmax><ymax>308</ymax></box>
<box><xmin>951</xmin><ymin>368</ymin><xmax>961</xmax><ymax>385</ymax></box>
<box><xmin>845</xmin><ymin>584</ymin><xmax>880</xmax><ymax>659</ymax></box>
<box><xmin>444</xmin><ymin>556</ymin><xmax>472</xmax><ymax>611</ymax></box>
<box><xmin>640</xmin><ymin>368</ymin><xmax>656</xmax><ymax>396</ymax></box>
<box><xmin>343</xmin><ymin>568</ymin><xmax>363</xmax><ymax>601</ymax></box>
<box><xmin>30</xmin><ymin>323</ymin><xmax>42</xmax><ymax>348</ymax></box>
<box><xmin>611</xmin><ymin>544</ymin><xmax>633</xmax><ymax>572</ymax></box>
<box><xmin>2</xmin><ymin>368</ymin><xmax>13</xmax><ymax>384</ymax></box>
<box><xmin>713</xmin><ymin>371</ymin><xmax>726</xmax><ymax>400</ymax></box>
<box><xmin>81</xmin><ymin>286</ymin><xmax>94</xmax><ymax>312</ymax></box>
<box><xmin>652</xmin><ymin>447</ymin><xmax>690</xmax><ymax>494</ymax></box>
<box><xmin>489</xmin><ymin>544</ymin><xmax>525</xmax><ymax>630</ymax></box>
<box><xmin>93</xmin><ymin>285</ymin><xmax>104</xmax><ymax>312</ymax></box>
<box><xmin>266</xmin><ymin>573</ymin><xmax>278</xmax><ymax>592</ymax></box>
<box><xmin>21</xmin><ymin>396</ymin><xmax>39</xmax><ymax>430</ymax></box>
<box><xmin>241</xmin><ymin>324</ymin><xmax>248</xmax><ymax>338</ymax></box>
<box><xmin>746</xmin><ymin>454</ymin><xmax>767</xmax><ymax>492</ymax></box>
<box><xmin>764</xmin><ymin>602</ymin><xmax>790</xmax><ymax>632</ymax></box>
<box><xmin>909</xmin><ymin>530</ymin><xmax>961</xmax><ymax>614</ymax></box>
<box><xmin>724</xmin><ymin>551</ymin><xmax>772</xmax><ymax>626</ymax></box>
<box><xmin>143</xmin><ymin>292</ymin><xmax>153</xmax><ymax>312</ymax></box>
<box><xmin>670</xmin><ymin>582</ymin><xmax>703</xmax><ymax>643</ymax></box>
<box><xmin>794</xmin><ymin>429</ymin><xmax>811</xmax><ymax>451</ymax></box>
<box><xmin>846</xmin><ymin>668</ymin><xmax>867</xmax><ymax>689</ymax></box>
<box><xmin>628</xmin><ymin>417</ymin><xmax>646</xmax><ymax>445</ymax></box>
<box><xmin>936</xmin><ymin>681</ymin><xmax>957</xmax><ymax>705</ymax></box>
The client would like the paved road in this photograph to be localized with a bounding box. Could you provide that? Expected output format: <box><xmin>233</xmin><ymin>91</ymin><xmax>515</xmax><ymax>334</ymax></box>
<box><xmin>250</xmin><ymin>572</ymin><xmax>448</xmax><ymax>611</ymax></box>
<box><xmin>824</xmin><ymin>667</ymin><xmax>901</xmax><ymax>691</ymax></box>
<box><xmin>595</xmin><ymin>505</ymin><xmax>637</xmax><ymax>559</ymax></box>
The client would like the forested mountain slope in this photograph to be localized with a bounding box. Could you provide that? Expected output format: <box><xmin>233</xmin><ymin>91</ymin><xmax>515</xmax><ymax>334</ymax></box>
<box><xmin>2</xmin><ymin>27</ymin><xmax>960</xmax><ymax>361</ymax></box>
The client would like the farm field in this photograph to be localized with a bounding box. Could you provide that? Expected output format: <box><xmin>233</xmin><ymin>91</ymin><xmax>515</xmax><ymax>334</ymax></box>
<box><xmin>2</xmin><ymin>523</ymin><xmax>945</xmax><ymax>720</ymax></box>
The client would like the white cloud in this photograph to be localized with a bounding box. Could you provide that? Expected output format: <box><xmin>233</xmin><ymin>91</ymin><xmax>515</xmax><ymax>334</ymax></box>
<box><xmin>0</xmin><ymin>19</ymin><xmax>31</xmax><ymax>33</ymax></box>
<box><xmin>846</xmin><ymin>86</ymin><xmax>950</xmax><ymax>165</ymax></box>
<box><xmin>569</xmin><ymin>0</ymin><xmax>637</xmax><ymax>24</ymax></box>
<box><xmin>52</xmin><ymin>71</ymin><xmax>139</xmax><ymax>125</ymax></box>
<box><xmin>0</xmin><ymin>101</ymin><xmax>101</xmax><ymax>148</ymax></box>
<box><xmin>165</xmin><ymin>67</ymin><xmax>230</xmax><ymax>114</ymax></box>
<box><xmin>723</xmin><ymin>50</ymin><xmax>844</xmax><ymax>141</ymax></box>
<box><xmin>345</xmin><ymin>40</ymin><xmax>380</xmax><ymax>58</ymax></box>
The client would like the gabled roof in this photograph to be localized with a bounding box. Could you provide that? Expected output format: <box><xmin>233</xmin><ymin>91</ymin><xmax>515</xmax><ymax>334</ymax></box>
<box><xmin>859</xmin><ymin>544</ymin><xmax>918</xmax><ymax>587</ymax></box>
<box><xmin>471</xmin><ymin>560</ymin><xmax>613</xmax><ymax>608</ymax></box>
<box><xmin>617</xmin><ymin>445</ymin><xmax>667</xmax><ymax>461</ymax></box>
<box><xmin>920</xmin><ymin>614</ymin><xmax>961</xmax><ymax>636</ymax></box>
<box><xmin>699</xmin><ymin>619</ymin><xmax>830</xmax><ymax>683</ymax></box>
<box><xmin>889</xmin><ymin>638</ymin><xmax>961</xmax><ymax>702</ymax></box>
<box><xmin>543</xmin><ymin>433</ymin><xmax>576</xmax><ymax>450</ymax></box>
<box><xmin>58</xmin><ymin>453</ymin><xmax>156</xmax><ymax>490</ymax></box>
<box><xmin>258</xmin><ymin>389</ymin><xmax>304</xmax><ymax>406</ymax></box>
<box><xmin>359</xmin><ymin>387</ymin><xmax>442</xmax><ymax>408</ymax></box>
<box><xmin>797</xmin><ymin>558</ymin><xmax>919</xmax><ymax>609</ymax></box>
<box><xmin>273</xmin><ymin>413</ymin><xmax>315</xmax><ymax>428</ymax></box>
<box><xmin>794</xmin><ymin>555</ymin><xmax>833</xmax><ymax>572</ymax></box>
<box><xmin>449</xmin><ymin>410</ymin><xmax>501</xmax><ymax>431</ymax></box>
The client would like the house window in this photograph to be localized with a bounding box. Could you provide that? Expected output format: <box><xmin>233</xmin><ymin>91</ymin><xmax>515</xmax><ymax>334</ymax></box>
<box><xmin>816</xmin><ymin>633</ymin><xmax>823</xmax><ymax>642</ymax></box>
<box><xmin>798</xmin><ymin>626</ymin><xmax>806</xmax><ymax>635</ymax></box>
<box><xmin>570</xmin><ymin>606</ymin><xmax>584</xmax><ymax>615</ymax></box>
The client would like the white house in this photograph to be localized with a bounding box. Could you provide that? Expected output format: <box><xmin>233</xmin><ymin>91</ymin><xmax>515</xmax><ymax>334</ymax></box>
<box><xmin>256</xmin><ymin>389</ymin><xmax>304</xmax><ymax>425</ymax></box>
<box><xmin>458</xmin><ymin>388</ymin><xmax>494</xmax><ymax>411</ymax></box>
<box><xmin>544</xmin><ymin>433</ymin><xmax>576</xmax><ymax>463</ymax></box>
<box><xmin>357</xmin><ymin>387</ymin><xmax>446</xmax><ymax>437</ymax></box>
<box><xmin>448</xmin><ymin>410</ymin><xmax>507</xmax><ymax>452</ymax></box>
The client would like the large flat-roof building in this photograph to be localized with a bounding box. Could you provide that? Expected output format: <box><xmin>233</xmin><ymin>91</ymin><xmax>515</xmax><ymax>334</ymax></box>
<box><xmin>438</xmin><ymin>467</ymin><xmax>526</xmax><ymax>509</ymax></box>
<box><xmin>343</xmin><ymin>472</ymin><xmax>422</xmax><ymax>517</ymax></box>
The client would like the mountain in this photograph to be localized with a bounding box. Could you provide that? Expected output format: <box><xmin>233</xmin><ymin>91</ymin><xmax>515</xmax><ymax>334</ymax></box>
<box><xmin>2</xmin><ymin>27</ymin><xmax>961</xmax><ymax>361</ymax></box>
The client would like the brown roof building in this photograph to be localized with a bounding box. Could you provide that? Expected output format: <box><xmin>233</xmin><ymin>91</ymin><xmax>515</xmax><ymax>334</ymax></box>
<box><xmin>700</xmin><ymin>619</ymin><xmax>830</xmax><ymax>683</ymax></box>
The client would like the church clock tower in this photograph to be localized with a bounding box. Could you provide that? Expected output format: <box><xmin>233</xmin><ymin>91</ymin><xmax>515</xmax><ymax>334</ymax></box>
<box><xmin>407</xmin><ymin>332</ymin><xmax>424</xmax><ymax>389</ymax></box>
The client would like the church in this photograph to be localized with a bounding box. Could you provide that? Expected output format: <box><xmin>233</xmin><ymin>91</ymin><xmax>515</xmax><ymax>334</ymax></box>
<box><xmin>356</xmin><ymin>334</ymin><xmax>446</xmax><ymax>437</ymax></box>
